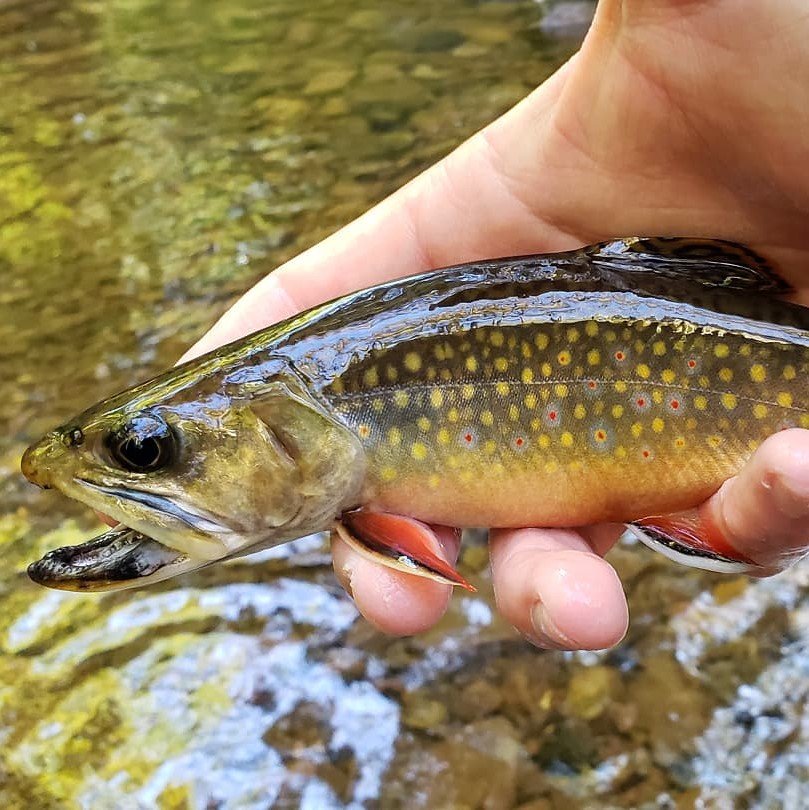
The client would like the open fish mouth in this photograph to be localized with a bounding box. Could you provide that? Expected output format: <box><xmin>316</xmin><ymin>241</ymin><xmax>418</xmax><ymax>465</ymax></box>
<box><xmin>28</xmin><ymin>525</ymin><xmax>195</xmax><ymax>592</ymax></box>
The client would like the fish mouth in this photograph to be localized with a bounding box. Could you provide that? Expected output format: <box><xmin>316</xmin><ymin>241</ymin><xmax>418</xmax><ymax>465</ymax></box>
<box><xmin>28</xmin><ymin>524</ymin><xmax>198</xmax><ymax>592</ymax></box>
<box><xmin>27</xmin><ymin>478</ymin><xmax>232</xmax><ymax>592</ymax></box>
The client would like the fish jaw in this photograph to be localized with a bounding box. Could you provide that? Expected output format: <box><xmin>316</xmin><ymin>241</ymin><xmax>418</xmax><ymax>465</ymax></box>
<box><xmin>27</xmin><ymin>525</ymin><xmax>202</xmax><ymax>592</ymax></box>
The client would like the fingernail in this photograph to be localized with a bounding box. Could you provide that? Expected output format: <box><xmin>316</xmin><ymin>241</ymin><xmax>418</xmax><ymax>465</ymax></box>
<box><xmin>530</xmin><ymin>602</ymin><xmax>575</xmax><ymax>650</ymax></box>
<box><xmin>335</xmin><ymin>561</ymin><xmax>355</xmax><ymax>599</ymax></box>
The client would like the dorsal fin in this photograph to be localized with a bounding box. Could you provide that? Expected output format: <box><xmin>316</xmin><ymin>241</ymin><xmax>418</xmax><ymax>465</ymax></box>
<box><xmin>587</xmin><ymin>237</ymin><xmax>791</xmax><ymax>295</ymax></box>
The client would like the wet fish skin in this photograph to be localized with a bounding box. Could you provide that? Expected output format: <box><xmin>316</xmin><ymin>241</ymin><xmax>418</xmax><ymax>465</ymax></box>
<box><xmin>21</xmin><ymin>238</ymin><xmax>809</xmax><ymax>589</ymax></box>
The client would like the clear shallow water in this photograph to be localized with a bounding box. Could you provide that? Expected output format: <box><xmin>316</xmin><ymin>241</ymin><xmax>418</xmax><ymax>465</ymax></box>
<box><xmin>2</xmin><ymin>1</ymin><xmax>808</xmax><ymax>807</ymax></box>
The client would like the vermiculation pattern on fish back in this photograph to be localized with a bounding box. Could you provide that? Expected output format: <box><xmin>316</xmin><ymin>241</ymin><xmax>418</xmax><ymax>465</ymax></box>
<box><xmin>324</xmin><ymin>319</ymin><xmax>808</xmax><ymax>527</ymax></box>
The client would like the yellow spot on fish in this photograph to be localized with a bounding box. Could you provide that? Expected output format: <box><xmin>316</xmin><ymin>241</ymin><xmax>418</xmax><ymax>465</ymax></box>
<box><xmin>372</xmin><ymin>399</ymin><xmax>384</xmax><ymax>413</ymax></box>
<box><xmin>494</xmin><ymin>357</ymin><xmax>509</xmax><ymax>373</ymax></box>
<box><xmin>521</xmin><ymin>368</ymin><xmax>534</xmax><ymax>384</ymax></box>
<box><xmin>521</xmin><ymin>341</ymin><xmax>533</xmax><ymax>359</ymax></box>
<box><xmin>427</xmin><ymin>474</ymin><xmax>440</xmax><ymax>489</ymax></box>
<box><xmin>605</xmin><ymin>330</ymin><xmax>617</xmax><ymax>343</ymax></box>
<box><xmin>612</xmin><ymin>404</ymin><xmax>624</xmax><ymax>419</ymax></box>
<box><xmin>750</xmin><ymin>364</ymin><xmax>767</xmax><ymax>383</ymax></box>
<box><xmin>554</xmin><ymin>384</ymin><xmax>568</xmax><ymax>398</ymax></box>
<box><xmin>508</xmin><ymin>404</ymin><xmax>520</xmax><ymax>421</ymax></box>
<box><xmin>385</xmin><ymin>365</ymin><xmax>398</xmax><ymax>382</ymax></box>
<box><xmin>538</xmin><ymin>434</ymin><xmax>550</xmax><ymax>448</ymax></box>
<box><xmin>631</xmin><ymin>422</ymin><xmax>643</xmax><ymax>438</ymax></box>
<box><xmin>544</xmin><ymin>459</ymin><xmax>558</xmax><ymax>473</ymax></box>
<box><xmin>437</xmin><ymin>428</ymin><xmax>450</xmax><ymax>445</ymax></box>
<box><xmin>430</xmin><ymin>389</ymin><xmax>444</xmax><ymax>408</ymax></box>
<box><xmin>652</xmin><ymin>390</ymin><xmax>664</xmax><ymax>405</ymax></box>
<box><xmin>753</xmin><ymin>403</ymin><xmax>768</xmax><ymax>419</ymax></box>
<box><xmin>394</xmin><ymin>391</ymin><xmax>410</xmax><ymax>408</ymax></box>
<box><xmin>721</xmin><ymin>393</ymin><xmax>738</xmax><ymax>410</ymax></box>
<box><xmin>380</xmin><ymin>466</ymin><xmax>397</xmax><ymax>482</ymax></box>
<box><xmin>535</xmin><ymin>333</ymin><xmax>549</xmax><ymax>350</ymax></box>
<box><xmin>496</xmin><ymin>381</ymin><xmax>510</xmax><ymax>396</ymax></box>
<box><xmin>483</xmin><ymin>440</ymin><xmax>497</xmax><ymax>456</ymax></box>
<box><xmin>718</xmin><ymin>367</ymin><xmax>733</xmax><ymax>383</ymax></box>
<box><xmin>358</xmin><ymin>424</ymin><xmax>371</xmax><ymax>439</ymax></box>
<box><xmin>783</xmin><ymin>365</ymin><xmax>796</xmax><ymax>380</ymax></box>
<box><xmin>448</xmin><ymin>407</ymin><xmax>459</xmax><ymax>423</ymax></box>
<box><xmin>557</xmin><ymin>350</ymin><xmax>572</xmax><ymax>366</ymax></box>
<box><xmin>714</xmin><ymin>343</ymin><xmax>730</xmax><ymax>358</ymax></box>
<box><xmin>661</xmin><ymin>369</ymin><xmax>676</xmax><ymax>384</ymax></box>
<box><xmin>525</xmin><ymin>392</ymin><xmax>538</xmax><ymax>409</ymax></box>
<box><xmin>585</xmin><ymin>321</ymin><xmax>599</xmax><ymax>337</ymax></box>
<box><xmin>777</xmin><ymin>392</ymin><xmax>793</xmax><ymax>408</ymax></box>
<box><xmin>567</xmin><ymin>327</ymin><xmax>580</xmax><ymax>342</ymax></box>
<box><xmin>388</xmin><ymin>428</ymin><xmax>401</xmax><ymax>446</ymax></box>
<box><xmin>652</xmin><ymin>417</ymin><xmax>665</xmax><ymax>433</ymax></box>
<box><xmin>363</xmin><ymin>367</ymin><xmax>379</xmax><ymax>387</ymax></box>
<box><xmin>541</xmin><ymin>362</ymin><xmax>552</xmax><ymax>377</ymax></box>
<box><xmin>615</xmin><ymin>446</ymin><xmax>627</xmax><ymax>459</ymax></box>
<box><xmin>694</xmin><ymin>395</ymin><xmax>708</xmax><ymax>411</ymax></box>
<box><xmin>699</xmin><ymin>375</ymin><xmax>709</xmax><ymax>388</ymax></box>
<box><xmin>462</xmin><ymin>384</ymin><xmax>475</xmax><ymax>400</ymax></box>
<box><xmin>404</xmin><ymin>352</ymin><xmax>422</xmax><ymax>372</ymax></box>
<box><xmin>739</xmin><ymin>345</ymin><xmax>752</xmax><ymax>357</ymax></box>
<box><xmin>587</xmin><ymin>349</ymin><xmax>601</xmax><ymax>366</ymax></box>
<box><xmin>490</xmin><ymin>330</ymin><xmax>504</xmax><ymax>347</ymax></box>
<box><xmin>801</xmin><ymin>415</ymin><xmax>809</xmax><ymax>429</ymax></box>
<box><xmin>574</xmin><ymin>403</ymin><xmax>586</xmax><ymax>420</ymax></box>
<box><xmin>465</xmin><ymin>356</ymin><xmax>478</xmax><ymax>373</ymax></box>
<box><xmin>560</xmin><ymin>431</ymin><xmax>574</xmax><ymax>448</ymax></box>
<box><xmin>653</xmin><ymin>341</ymin><xmax>667</xmax><ymax>356</ymax></box>
<box><xmin>636</xmin><ymin>364</ymin><xmax>651</xmax><ymax>380</ymax></box>
<box><xmin>440</xmin><ymin>368</ymin><xmax>452</xmax><ymax>382</ymax></box>
<box><xmin>417</xmin><ymin>417</ymin><xmax>431</xmax><ymax>432</ymax></box>
<box><xmin>614</xmin><ymin>381</ymin><xmax>628</xmax><ymax>394</ymax></box>
<box><xmin>411</xmin><ymin>442</ymin><xmax>428</xmax><ymax>460</ymax></box>
<box><xmin>481</xmin><ymin>410</ymin><xmax>494</xmax><ymax>426</ymax></box>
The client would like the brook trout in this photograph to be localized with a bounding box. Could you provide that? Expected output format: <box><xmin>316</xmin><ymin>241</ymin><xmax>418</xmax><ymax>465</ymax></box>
<box><xmin>21</xmin><ymin>238</ymin><xmax>809</xmax><ymax>591</ymax></box>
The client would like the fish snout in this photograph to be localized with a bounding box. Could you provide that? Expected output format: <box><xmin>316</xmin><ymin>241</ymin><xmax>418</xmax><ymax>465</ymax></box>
<box><xmin>21</xmin><ymin>433</ymin><xmax>69</xmax><ymax>489</ymax></box>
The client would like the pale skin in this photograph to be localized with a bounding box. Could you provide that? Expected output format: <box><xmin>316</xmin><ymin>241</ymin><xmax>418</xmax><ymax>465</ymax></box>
<box><xmin>185</xmin><ymin>0</ymin><xmax>809</xmax><ymax>650</ymax></box>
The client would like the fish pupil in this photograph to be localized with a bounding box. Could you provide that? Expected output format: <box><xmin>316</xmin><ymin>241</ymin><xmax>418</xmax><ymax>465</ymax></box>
<box><xmin>107</xmin><ymin>413</ymin><xmax>175</xmax><ymax>473</ymax></box>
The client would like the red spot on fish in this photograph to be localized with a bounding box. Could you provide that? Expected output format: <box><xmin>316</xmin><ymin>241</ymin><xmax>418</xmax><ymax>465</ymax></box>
<box><xmin>642</xmin><ymin>449</ymin><xmax>651</xmax><ymax>459</ymax></box>
<box><xmin>595</xmin><ymin>430</ymin><xmax>606</xmax><ymax>442</ymax></box>
<box><xmin>548</xmin><ymin>411</ymin><xmax>557</xmax><ymax>421</ymax></box>
<box><xmin>636</xmin><ymin>397</ymin><xmax>646</xmax><ymax>408</ymax></box>
<box><xmin>464</xmin><ymin>433</ymin><xmax>473</xmax><ymax>443</ymax></box>
<box><xmin>515</xmin><ymin>437</ymin><xmax>524</xmax><ymax>447</ymax></box>
<box><xmin>587</xmin><ymin>380</ymin><xmax>597</xmax><ymax>390</ymax></box>
<box><xmin>687</xmin><ymin>359</ymin><xmax>697</xmax><ymax>368</ymax></box>
<box><xmin>670</xmin><ymin>399</ymin><xmax>680</xmax><ymax>410</ymax></box>
<box><xmin>615</xmin><ymin>351</ymin><xmax>625</xmax><ymax>361</ymax></box>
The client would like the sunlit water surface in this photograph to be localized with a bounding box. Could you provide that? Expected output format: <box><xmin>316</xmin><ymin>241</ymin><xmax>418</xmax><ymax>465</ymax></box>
<box><xmin>1</xmin><ymin>1</ymin><xmax>808</xmax><ymax>807</ymax></box>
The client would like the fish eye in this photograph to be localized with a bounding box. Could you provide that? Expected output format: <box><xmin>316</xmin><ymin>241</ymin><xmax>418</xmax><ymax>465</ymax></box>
<box><xmin>106</xmin><ymin>413</ymin><xmax>176</xmax><ymax>473</ymax></box>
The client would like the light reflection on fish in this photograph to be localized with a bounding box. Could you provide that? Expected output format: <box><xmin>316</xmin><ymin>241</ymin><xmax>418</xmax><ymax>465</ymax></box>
<box><xmin>21</xmin><ymin>238</ymin><xmax>809</xmax><ymax>591</ymax></box>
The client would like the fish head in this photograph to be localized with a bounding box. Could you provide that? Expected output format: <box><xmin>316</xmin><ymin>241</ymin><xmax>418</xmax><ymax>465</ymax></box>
<box><xmin>22</xmin><ymin>364</ymin><xmax>366</xmax><ymax>590</ymax></box>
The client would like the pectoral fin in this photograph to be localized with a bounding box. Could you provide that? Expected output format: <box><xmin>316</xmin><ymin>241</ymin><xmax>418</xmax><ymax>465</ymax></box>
<box><xmin>334</xmin><ymin>511</ymin><xmax>475</xmax><ymax>591</ymax></box>
<box><xmin>627</xmin><ymin>509</ymin><xmax>757</xmax><ymax>574</ymax></box>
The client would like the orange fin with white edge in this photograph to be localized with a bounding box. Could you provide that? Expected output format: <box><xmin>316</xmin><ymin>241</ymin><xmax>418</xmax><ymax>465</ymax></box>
<box><xmin>335</xmin><ymin>511</ymin><xmax>475</xmax><ymax>591</ymax></box>
<box><xmin>627</xmin><ymin>509</ymin><xmax>758</xmax><ymax>574</ymax></box>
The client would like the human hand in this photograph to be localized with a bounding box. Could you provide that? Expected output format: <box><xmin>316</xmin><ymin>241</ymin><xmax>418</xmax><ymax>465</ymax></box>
<box><xmin>185</xmin><ymin>0</ymin><xmax>809</xmax><ymax>649</ymax></box>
